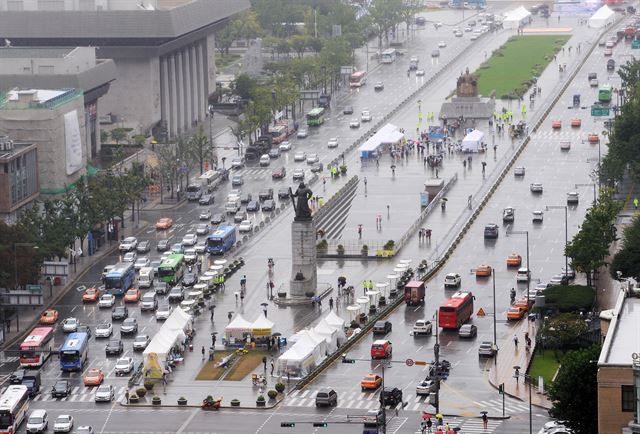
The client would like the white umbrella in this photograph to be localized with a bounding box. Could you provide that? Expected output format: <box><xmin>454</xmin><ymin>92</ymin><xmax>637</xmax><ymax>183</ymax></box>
<box><xmin>209</xmin><ymin>264</ymin><xmax>224</xmax><ymax>271</ymax></box>
<box><xmin>366</xmin><ymin>289</ymin><xmax>380</xmax><ymax>304</ymax></box>
<box><xmin>393</xmin><ymin>267</ymin><xmax>405</xmax><ymax>273</ymax></box>
<box><xmin>357</xmin><ymin>296</ymin><xmax>369</xmax><ymax>310</ymax></box>
<box><xmin>346</xmin><ymin>304</ymin><xmax>360</xmax><ymax>320</ymax></box>
<box><xmin>399</xmin><ymin>259</ymin><xmax>412</xmax><ymax>264</ymax></box>
<box><xmin>386</xmin><ymin>274</ymin><xmax>399</xmax><ymax>280</ymax></box>
<box><xmin>376</xmin><ymin>282</ymin><xmax>389</xmax><ymax>297</ymax></box>
<box><xmin>395</xmin><ymin>263</ymin><xmax>409</xmax><ymax>269</ymax></box>
<box><xmin>214</xmin><ymin>259</ymin><xmax>227</xmax><ymax>265</ymax></box>
<box><xmin>204</xmin><ymin>270</ymin><xmax>218</xmax><ymax>278</ymax></box>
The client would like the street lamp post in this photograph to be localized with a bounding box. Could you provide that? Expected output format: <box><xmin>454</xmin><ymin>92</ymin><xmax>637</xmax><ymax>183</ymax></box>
<box><xmin>546</xmin><ymin>206</ymin><xmax>569</xmax><ymax>278</ymax></box>
<box><xmin>506</xmin><ymin>230</ymin><xmax>530</xmax><ymax>303</ymax></box>
<box><xmin>492</xmin><ymin>271</ymin><xmax>497</xmax><ymax>348</ymax></box>
<box><xmin>513</xmin><ymin>366</ymin><xmax>533</xmax><ymax>434</ymax></box>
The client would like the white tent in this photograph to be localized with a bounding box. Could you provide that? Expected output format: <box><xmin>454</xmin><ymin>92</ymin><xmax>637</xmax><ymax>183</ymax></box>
<box><xmin>289</xmin><ymin>329</ymin><xmax>328</xmax><ymax>356</ymax></box>
<box><xmin>313</xmin><ymin>320</ymin><xmax>339</xmax><ymax>353</ymax></box>
<box><xmin>143</xmin><ymin>307</ymin><xmax>192</xmax><ymax>373</ymax></box>
<box><xmin>224</xmin><ymin>314</ymin><xmax>253</xmax><ymax>342</ymax></box>
<box><xmin>323</xmin><ymin>310</ymin><xmax>347</xmax><ymax>344</ymax></box>
<box><xmin>503</xmin><ymin>6</ymin><xmax>531</xmax><ymax>29</ymax></box>
<box><xmin>589</xmin><ymin>5</ymin><xmax>615</xmax><ymax>28</ymax></box>
<box><xmin>461</xmin><ymin>129</ymin><xmax>484</xmax><ymax>153</ymax></box>
<box><xmin>275</xmin><ymin>344</ymin><xmax>317</xmax><ymax>379</ymax></box>
<box><xmin>251</xmin><ymin>315</ymin><xmax>275</xmax><ymax>337</ymax></box>
<box><xmin>358</xmin><ymin>123</ymin><xmax>404</xmax><ymax>159</ymax></box>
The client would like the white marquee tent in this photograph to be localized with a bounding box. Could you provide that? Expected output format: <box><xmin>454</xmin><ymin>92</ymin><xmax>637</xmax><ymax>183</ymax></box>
<box><xmin>251</xmin><ymin>315</ymin><xmax>274</xmax><ymax>337</ymax></box>
<box><xmin>358</xmin><ymin>123</ymin><xmax>404</xmax><ymax>159</ymax></box>
<box><xmin>224</xmin><ymin>314</ymin><xmax>253</xmax><ymax>342</ymax></box>
<box><xmin>143</xmin><ymin>307</ymin><xmax>193</xmax><ymax>374</ymax></box>
<box><xmin>503</xmin><ymin>6</ymin><xmax>531</xmax><ymax>29</ymax></box>
<box><xmin>461</xmin><ymin>129</ymin><xmax>484</xmax><ymax>153</ymax></box>
<box><xmin>589</xmin><ymin>5</ymin><xmax>615</xmax><ymax>28</ymax></box>
<box><xmin>313</xmin><ymin>320</ymin><xmax>339</xmax><ymax>353</ymax></box>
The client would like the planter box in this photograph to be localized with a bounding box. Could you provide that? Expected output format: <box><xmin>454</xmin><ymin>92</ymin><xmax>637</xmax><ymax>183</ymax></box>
<box><xmin>231</xmin><ymin>400</ymin><xmax>240</xmax><ymax>407</ymax></box>
<box><xmin>178</xmin><ymin>399</ymin><xmax>188</xmax><ymax>406</ymax></box>
<box><xmin>152</xmin><ymin>398</ymin><xmax>161</xmax><ymax>406</ymax></box>
<box><xmin>256</xmin><ymin>400</ymin><xmax>266</xmax><ymax>407</ymax></box>
<box><xmin>129</xmin><ymin>396</ymin><xmax>139</xmax><ymax>403</ymax></box>
<box><xmin>277</xmin><ymin>292</ymin><xmax>287</xmax><ymax>298</ymax></box>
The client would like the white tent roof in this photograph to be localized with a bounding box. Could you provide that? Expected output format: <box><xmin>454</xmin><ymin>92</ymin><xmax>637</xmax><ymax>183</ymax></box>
<box><xmin>504</xmin><ymin>6</ymin><xmax>531</xmax><ymax>22</ymax></box>
<box><xmin>589</xmin><ymin>5</ymin><xmax>615</xmax><ymax>27</ymax></box>
<box><xmin>143</xmin><ymin>307</ymin><xmax>192</xmax><ymax>361</ymax></box>
<box><xmin>463</xmin><ymin>129</ymin><xmax>484</xmax><ymax>143</ymax></box>
<box><xmin>314</xmin><ymin>319</ymin><xmax>337</xmax><ymax>335</ymax></box>
<box><xmin>359</xmin><ymin>123</ymin><xmax>404</xmax><ymax>153</ymax></box>
<box><xmin>225</xmin><ymin>314</ymin><xmax>252</xmax><ymax>331</ymax></box>
<box><xmin>324</xmin><ymin>310</ymin><xmax>345</xmax><ymax>328</ymax></box>
<box><xmin>251</xmin><ymin>315</ymin><xmax>274</xmax><ymax>330</ymax></box>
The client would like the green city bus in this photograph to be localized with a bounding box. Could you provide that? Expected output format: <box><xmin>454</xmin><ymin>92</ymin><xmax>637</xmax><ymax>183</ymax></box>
<box><xmin>598</xmin><ymin>84</ymin><xmax>612</xmax><ymax>103</ymax></box>
<box><xmin>158</xmin><ymin>253</ymin><xmax>185</xmax><ymax>284</ymax></box>
<box><xmin>306</xmin><ymin>107</ymin><xmax>326</xmax><ymax>126</ymax></box>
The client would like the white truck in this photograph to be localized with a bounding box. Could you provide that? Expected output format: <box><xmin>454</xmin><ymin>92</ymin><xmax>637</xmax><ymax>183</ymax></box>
<box><xmin>225</xmin><ymin>198</ymin><xmax>241</xmax><ymax>214</ymax></box>
<box><xmin>138</xmin><ymin>267</ymin><xmax>154</xmax><ymax>288</ymax></box>
<box><xmin>186</xmin><ymin>170</ymin><xmax>223</xmax><ymax>201</ymax></box>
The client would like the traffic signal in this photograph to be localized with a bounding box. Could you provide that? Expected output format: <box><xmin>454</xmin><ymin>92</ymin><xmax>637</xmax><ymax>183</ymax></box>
<box><xmin>498</xmin><ymin>383</ymin><xmax>504</xmax><ymax>394</ymax></box>
<box><xmin>281</xmin><ymin>422</ymin><xmax>296</xmax><ymax>427</ymax></box>
<box><xmin>312</xmin><ymin>422</ymin><xmax>328</xmax><ymax>427</ymax></box>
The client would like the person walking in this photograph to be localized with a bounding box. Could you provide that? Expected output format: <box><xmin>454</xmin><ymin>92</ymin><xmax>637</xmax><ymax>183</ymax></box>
<box><xmin>263</xmin><ymin>305</ymin><xmax>268</xmax><ymax>317</ymax></box>
<box><xmin>329</xmin><ymin>297</ymin><xmax>334</xmax><ymax>310</ymax></box>
<box><xmin>513</xmin><ymin>335</ymin><xmax>519</xmax><ymax>348</ymax></box>
<box><xmin>270</xmin><ymin>359</ymin><xmax>275</xmax><ymax>376</ymax></box>
<box><xmin>482</xmin><ymin>413</ymin><xmax>488</xmax><ymax>430</ymax></box>
<box><xmin>201</xmin><ymin>346</ymin><xmax>205</xmax><ymax>360</ymax></box>
<box><xmin>634</xmin><ymin>197</ymin><xmax>638</xmax><ymax>209</ymax></box>
<box><xmin>240</xmin><ymin>275</ymin><xmax>246</xmax><ymax>291</ymax></box>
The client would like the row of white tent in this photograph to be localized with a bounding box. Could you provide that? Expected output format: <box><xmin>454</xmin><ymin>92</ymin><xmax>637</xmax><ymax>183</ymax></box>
<box><xmin>143</xmin><ymin>307</ymin><xmax>193</xmax><ymax>378</ymax></box>
<box><xmin>502</xmin><ymin>5</ymin><xmax>614</xmax><ymax>29</ymax></box>
<box><xmin>275</xmin><ymin>310</ymin><xmax>346</xmax><ymax>379</ymax></box>
<box><xmin>224</xmin><ymin>314</ymin><xmax>275</xmax><ymax>342</ymax></box>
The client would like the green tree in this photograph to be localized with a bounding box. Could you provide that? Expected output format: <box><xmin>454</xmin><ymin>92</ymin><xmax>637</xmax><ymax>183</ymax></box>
<box><xmin>215</xmin><ymin>25</ymin><xmax>235</xmax><ymax>56</ymax></box>
<box><xmin>155</xmin><ymin>143</ymin><xmax>179</xmax><ymax>201</ymax></box>
<box><xmin>611</xmin><ymin>214</ymin><xmax>640</xmax><ymax>279</ymax></box>
<box><xmin>539</xmin><ymin>313</ymin><xmax>589</xmax><ymax>352</ymax></box>
<box><xmin>100</xmin><ymin>130</ymin><xmax>110</xmax><ymax>144</ymax></box>
<box><xmin>548</xmin><ymin>345</ymin><xmax>601</xmax><ymax>434</ymax></box>
<box><xmin>110</xmin><ymin>128</ymin><xmax>127</xmax><ymax>145</ymax></box>
<box><xmin>189</xmin><ymin>126</ymin><xmax>209</xmax><ymax>175</ymax></box>
<box><xmin>290</xmin><ymin>35</ymin><xmax>310</xmax><ymax>58</ymax></box>
<box><xmin>0</xmin><ymin>221</ymin><xmax>42</xmax><ymax>289</ymax></box>
<box><xmin>232</xmin><ymin>74</ymin><xmax>257</xmax><ymax>100</ymax></box>
<box><xmin>368</xmin><ymin>0</ymin><xmax>403</xmax><ymax>48</ymax></box>
<box><xmin>617</xmin><ymin>58</ymin><xmax>640</xmax><ymax>99</ymax></box>
<box><xmin>232</xmin><ymin>10</ymin><xmax>263</xmax><ymax>43</ymax></box>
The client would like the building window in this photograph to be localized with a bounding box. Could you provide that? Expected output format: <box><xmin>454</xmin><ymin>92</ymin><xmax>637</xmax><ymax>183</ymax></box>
<box><xmin>7</xmin><ymin>1</ymin><xmax>24</xmax><ymax>11</ymax></box>
<box><xmin>37</xmin><ymin>65</ymin><xmax>55</xmax><ymax>74</ymax></box>
<box><xmin>622</xmin><ymin>385</ymin><xmax>635</xmax><ymax>412</ymax></box>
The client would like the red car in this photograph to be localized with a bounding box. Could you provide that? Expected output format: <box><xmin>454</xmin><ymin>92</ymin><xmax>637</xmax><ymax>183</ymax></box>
<box><xmin>39</xmin><ymin>309</ymin><xmax>59</xmax><ymax>325</ymax></box>
<box><xmin>272</xmin><ymin>167</ymin><xmax>286</xmax><ymax>179</ymax></box>
<box><xmin>155</xmin><ymin>217</ymin><xmax>173</xmax><ymax>230</ymax></box>
<box><xmin>82</xmin><ymin>287</ymin><xmax>100</xmax><ymax>303</ymax></box>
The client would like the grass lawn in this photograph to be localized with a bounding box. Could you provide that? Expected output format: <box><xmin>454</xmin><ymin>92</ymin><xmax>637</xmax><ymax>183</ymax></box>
<box><xmin>528</xmin><ymin>349</ymin><xmax>567</xmax><ymax>386</ymax></box>
<box><xmin>476</xmin><ymin>35</ymin><xmax>569</xmax><ymax>98</ymax></box>
<box><xmin>225</xmin><ymin>351</ymin><xmax>271</xmax><ymax>381</ymax></box>
<box><xmin>195</xmin><ymin>351</ymin><xmax>234</xmax><ymax>381</ymax></box>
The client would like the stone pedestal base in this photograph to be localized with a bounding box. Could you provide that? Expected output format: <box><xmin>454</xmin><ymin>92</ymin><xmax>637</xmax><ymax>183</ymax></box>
<box><xmin>440</xmin><ymin>96</ymin><xmax>495</xmax><ymax>121</ymax></box>
<box><xmin>289</xmin><ymin>219</ymin><xmax>317</xmax><ymax>297</ymax></box>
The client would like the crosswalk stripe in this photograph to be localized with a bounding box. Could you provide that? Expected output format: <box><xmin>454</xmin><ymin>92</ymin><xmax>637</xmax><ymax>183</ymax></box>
<box><xmin>289</xmin><ymin>390</ymin><xmax>299</xmax><ymax>398</ymax></box>
<box><xmin>300</xmin><ymin>390</ymin><xmax>310</xmax><ymax>398</ymax></box>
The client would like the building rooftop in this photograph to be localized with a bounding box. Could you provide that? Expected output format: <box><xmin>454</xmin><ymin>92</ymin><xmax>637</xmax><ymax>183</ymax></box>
<box><xmin>0</xmin><ymin>47</ymin><xmax>76</xmax><ymax>59</ymax></box>
<box><xmin>599</xmin><ymin>288</ymin><xmax>640</xmax><ymax>366</ymax></box>
<box><xmin>0</xmin><ymin>88</ymin><xmax>82</xmax><ymax>109</ymax></box>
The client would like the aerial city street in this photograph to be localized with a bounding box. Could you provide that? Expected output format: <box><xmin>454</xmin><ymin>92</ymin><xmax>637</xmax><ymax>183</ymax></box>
<box><xmin>0</xmin><ymin>0</ymin><xmax>638</xmax><ymax>433</ymax></box>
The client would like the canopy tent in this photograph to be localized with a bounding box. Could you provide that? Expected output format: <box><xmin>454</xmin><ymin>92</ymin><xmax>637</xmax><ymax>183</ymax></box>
<box><xmin>313</xmin><ymin>320</ymin><xmax>339</xmax><ymax>353</ymax></box>
<box><xmin>143</xmin><ymin>307</ymin><xmax>192</xmax><ymax>375</ymax></box>
<box><xmin>275</xmin><ymin>344</ymin><xmax>318</xmax><ymax>379</ymax></box>
<box><xmin>289</xmin><ymin>329</ymin><xmax>328</xmax><ymax>355</ymax></box>
<box><xmin>461</xmin><ymin>129</ymin><xmax>484</xmax><ymax>153</ymax></box>
<box><xmin>589</xmin><ymin>5</ymin><xmax>615</xmax><ymax>28</ymax></box>
<box><xmin>358</xmin><ymin>123</ymin><xmax>404</xmax><ymax>159</ymax></box>
<box><xmin>323</xmin><ymin>310</ymin><xmax>347</xmax><ymax>344</ymax></box>
<box><xmin>251</xmin><ymin>315</ymin><xmax>275</xmax><ymax>337</ymax></box>
<box><xmin>503</xmin><ymin>6</ymin><xmax>531</xmax><ymax>29</ymax></box>
<box><xmin>224</xmin><ymin>314</ymin><xmax>253</xmax><ymax>342</ymax></box>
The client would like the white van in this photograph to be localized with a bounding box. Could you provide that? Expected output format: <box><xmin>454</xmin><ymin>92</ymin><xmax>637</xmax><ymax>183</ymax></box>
<box><xmin>138</xmin><ymin>267</ymin><xmax>154</xmax><ymax>288</ymax></box>
<box><xmin>516</xmin><ymin>268</ymin><xmax>531</xmax><ymax>282</ymax></box>
<box><xmin>26</xmin><ymin>409</ymin><xmax>48</xmax><ymax>433</ymax></box>
<box><xmin>225</xmin><ymin>198</ymin><xmax>241</xmax><ymax>214</ymax></box>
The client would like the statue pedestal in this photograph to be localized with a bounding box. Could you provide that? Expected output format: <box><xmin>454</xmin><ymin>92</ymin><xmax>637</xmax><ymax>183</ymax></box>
<box><xmin>440</xmin><ymin>96</ymin><xmax>495</xmax><ymax>121</ymax></box>
<box><xmin>289</xmin><ymin>219</ymin><xmax>317</xmax><ymax>297</ymax></box>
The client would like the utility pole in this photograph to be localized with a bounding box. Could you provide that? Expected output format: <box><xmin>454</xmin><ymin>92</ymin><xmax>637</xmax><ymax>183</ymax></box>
<box><xmin>434</xmin><ymin>311</ymin><xmax>441</xmax><ymax>414</ymax></box>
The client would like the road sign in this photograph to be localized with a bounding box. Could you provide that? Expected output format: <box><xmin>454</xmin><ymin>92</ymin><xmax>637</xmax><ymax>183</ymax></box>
<box><xmin>591</xmin><ymin>105</ymin><xmax>610</xmax><ymax>117</ymax></box>
<box><xmin>633</xmin><ymin>40</ymin><xmax>640</xmax><ymax>49</ymax></box>
<box><xmin>406</xmin><ymin>358</ymin><xmax>415</xmax><ymax>366</ymax></box>
<box><xmin>477</xmin><ymin>307</ymin><xmax>486</xmax><ymax>316</ymax></box>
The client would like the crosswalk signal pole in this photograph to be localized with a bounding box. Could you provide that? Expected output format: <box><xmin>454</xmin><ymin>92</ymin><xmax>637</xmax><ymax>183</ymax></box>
<box><xmin>498</xmin><ymin>383</ymin><xmax>505</xmax><ymax>417</ymax></box>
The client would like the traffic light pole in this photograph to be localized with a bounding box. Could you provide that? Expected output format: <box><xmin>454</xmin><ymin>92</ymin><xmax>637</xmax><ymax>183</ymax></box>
<box><xmin>434</xmin><ymin>311</ymin><xmax>440</xmax><ymax>415</ymax></box>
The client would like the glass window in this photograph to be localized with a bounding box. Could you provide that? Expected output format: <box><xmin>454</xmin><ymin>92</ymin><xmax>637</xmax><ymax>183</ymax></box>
<box><xmin>622</xmin><ymin>385</ymin><xmax>635</xmax><ymax>412</ymax></box>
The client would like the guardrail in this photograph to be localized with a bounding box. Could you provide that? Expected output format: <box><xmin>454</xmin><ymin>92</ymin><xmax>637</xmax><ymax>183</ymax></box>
<box><xmin>128</xmin><ymin>362</ymin><xmax>144</xmax><ymax>389</ymax></box>
<box><xmin>313</xmin><ymin>175</ymin><xmax>359</xmax><ymax>224</ymax></box>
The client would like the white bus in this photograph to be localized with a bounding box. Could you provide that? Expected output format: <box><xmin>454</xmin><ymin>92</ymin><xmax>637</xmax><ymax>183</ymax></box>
<box><xmin>349</xmin><ymin>70</ymin><xmax>367</xmax><ymax>87</ymax></box>
<box><xmin>0</xmin><ymin>385</ymin><xmax>29</xmax><ymax>434</ymax></box>
<box><xmin>198</xmin><ymin>170</ymin><xmax>222</xmax><ymax>193</ymax></box>
<box><xmin>381</xmin><ymin>49</ymin><xmax>397</xmax><ymax>64</ymax></box>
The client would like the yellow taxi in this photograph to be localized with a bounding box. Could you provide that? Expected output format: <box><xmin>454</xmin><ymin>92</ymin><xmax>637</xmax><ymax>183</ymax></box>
<box><xmin>475</xmin><ymin>264</ymin><xmax>492</xmax><ymax>277</ymax></box>
<box><xmin>360</xmin><ymin>374</ymin><xmax>383</xmax><ymax>391</ymax></box>
<box><xmin>506</xmin><ymin>253</ymin><xmax>522</xmax><ymax>268</ymax></box>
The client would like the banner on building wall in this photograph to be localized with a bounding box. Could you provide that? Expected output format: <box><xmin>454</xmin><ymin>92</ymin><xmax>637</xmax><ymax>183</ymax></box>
<box><xmin>64</xmin><ymin>110</ymin><xmax>83</xmax><ymax>175</ymax></box>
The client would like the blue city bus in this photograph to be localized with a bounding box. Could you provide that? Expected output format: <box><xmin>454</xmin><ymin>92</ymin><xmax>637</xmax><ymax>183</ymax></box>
<box><xmin>206</xmin><ymin>225</ymin><xmax>236</xmax><ymax>255</ymax></box>
<box><xmin>104</xmin><ymin>262</ymin><xmax>136</xmax><ymax>295</ymax></box>
<box><xmin>59</xmin><ymin>332</ymin><xmax>89</xmax><ymax>371</ymax></box>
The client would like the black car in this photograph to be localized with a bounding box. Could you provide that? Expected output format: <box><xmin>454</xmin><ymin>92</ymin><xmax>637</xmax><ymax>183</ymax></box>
<box><xmin>211</xmin><ymin>213</ymin><xmax>225</xmax><ymax>225</ymax></box>
<box><xmin>240</xmin><ymin>193</ymin><xmax>252</xmax><ymax>204</ymax></box>
<box><xmin>52</xmin><ymin>380</ymin><xmax>71</xmax><ymax>398</ymax></box>
<box><xmin>157</xmin><ymin>238</ymin><xmax>172</xmax><ymax>252</ymax></box>
<box><xmin>182</xmin><ymin>273</ymin><xmax>197</xmax><ymax>287</ymax></box>
<box><xmin>76</xmin><ymin>325</ymin><xmax>92</xmax><ymax>339</ymax></box>
<box><xmin>343</xmin><ymin>106</ymin><xmax>354</xmax><ymax>115</ymax></box>
<box><xmin>168</xmin><ymin>286</ymin><xmax>184</xmax><ymax>302</ymax></box>
<box><xmin>112</xmin><ymin>306</ymin><xmax>129</xmax><ymax>320</ymax></box>
<box><xmin>105</xmin><ymin>339</ymin><xmax>124</xmax><ymax>356</ymax></box>
<box><xmin>484</xmin><ymin>223</ymin><xmax>499</xmax><ymax>239</ymax></box>
<box><xmin>136</xmin><ymin>240</ymin><xmax>151</xmax><ymax>254</ymax></box>
<box><xmin>311</xmin><ymin>162</ymin><xmax>324</xmax><ymax>173</ymax></box>
<box><xmin>380</xmin><ymin>387</ymin><xmax>402</xmax><ymax>406</ymax></box>
<box><xmin>247</xmin><ymin>201</ymin><xmax>260</xmax><ymax>212</ymax></box>
<box><xmin>278</xmin><ymin>187</ymin><xmax>290</xmax><ymax>199</ymax></box>
<box><xmin>373</xmin><ymin>320</ymin><xmax>392</xmax><ymax>334</ymax></box>
<box><xmin>199</xmin><ymin>194</ymin><xmax>214</xmax><ymax>205</ymax></box>
<box><xmin>259</xmin><ymin>188</ymin><xmax>274</xmax><ymax>201</ymax></box>
<box><xmin>262</xmin><ymin>199</ymin><xmax>276</xmax><ymax>212</ymax></box>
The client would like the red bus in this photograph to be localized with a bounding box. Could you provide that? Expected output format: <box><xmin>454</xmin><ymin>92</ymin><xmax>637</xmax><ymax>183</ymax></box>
<box><xmin>349</xmin><ymin>70</ymin><xmax>367</xmax><ymax>87</ymax></box>
<box><xmin>19</xmin><ymin>327</ymin><xmax>54</xmax><ymax>368</ymax></box>
<box><xmin>438</xmin><ymin>291</ymin><xmax>474</xmax><ymax>329</ymax></box>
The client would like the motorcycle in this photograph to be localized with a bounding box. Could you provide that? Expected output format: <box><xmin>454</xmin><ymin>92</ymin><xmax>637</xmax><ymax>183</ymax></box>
<box><xmin>201</xmin><ymin>396</ymin><xmax>222</xmax><ymax>410</ymax></box>
<box><xmin>252</xmin><ymin>373</ymin><xmax>267</xmax><ymax>386</ymax></box>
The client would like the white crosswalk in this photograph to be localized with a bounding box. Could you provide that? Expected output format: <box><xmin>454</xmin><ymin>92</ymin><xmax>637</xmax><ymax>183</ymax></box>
<box><xmin>473</xmin><ymin>398</ymin><xmax>531</xmax><ymax>415</ymax></box>
<box><xmin>412</xmin><ymin>417</ymin><xmax>502</xmax><ymax>434</ymax></box>
<box><xmin>530</xmin><ymin>130</ymin><xmax>591</xmax><ymax>142</ymax></box>
<box><xmin>240</xmin><ymin>167</ymin><xmax>273</xmax><ymax>176</ymax></box>
<box><xmin>285</xmin><ymin>390</ymin><xmax>434</xmax><ymax>411</ymax></box>
<box><xmin>31</xmin><ymin>385</ymin><xmax>127</xmax><ymax>402</ymax></box>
